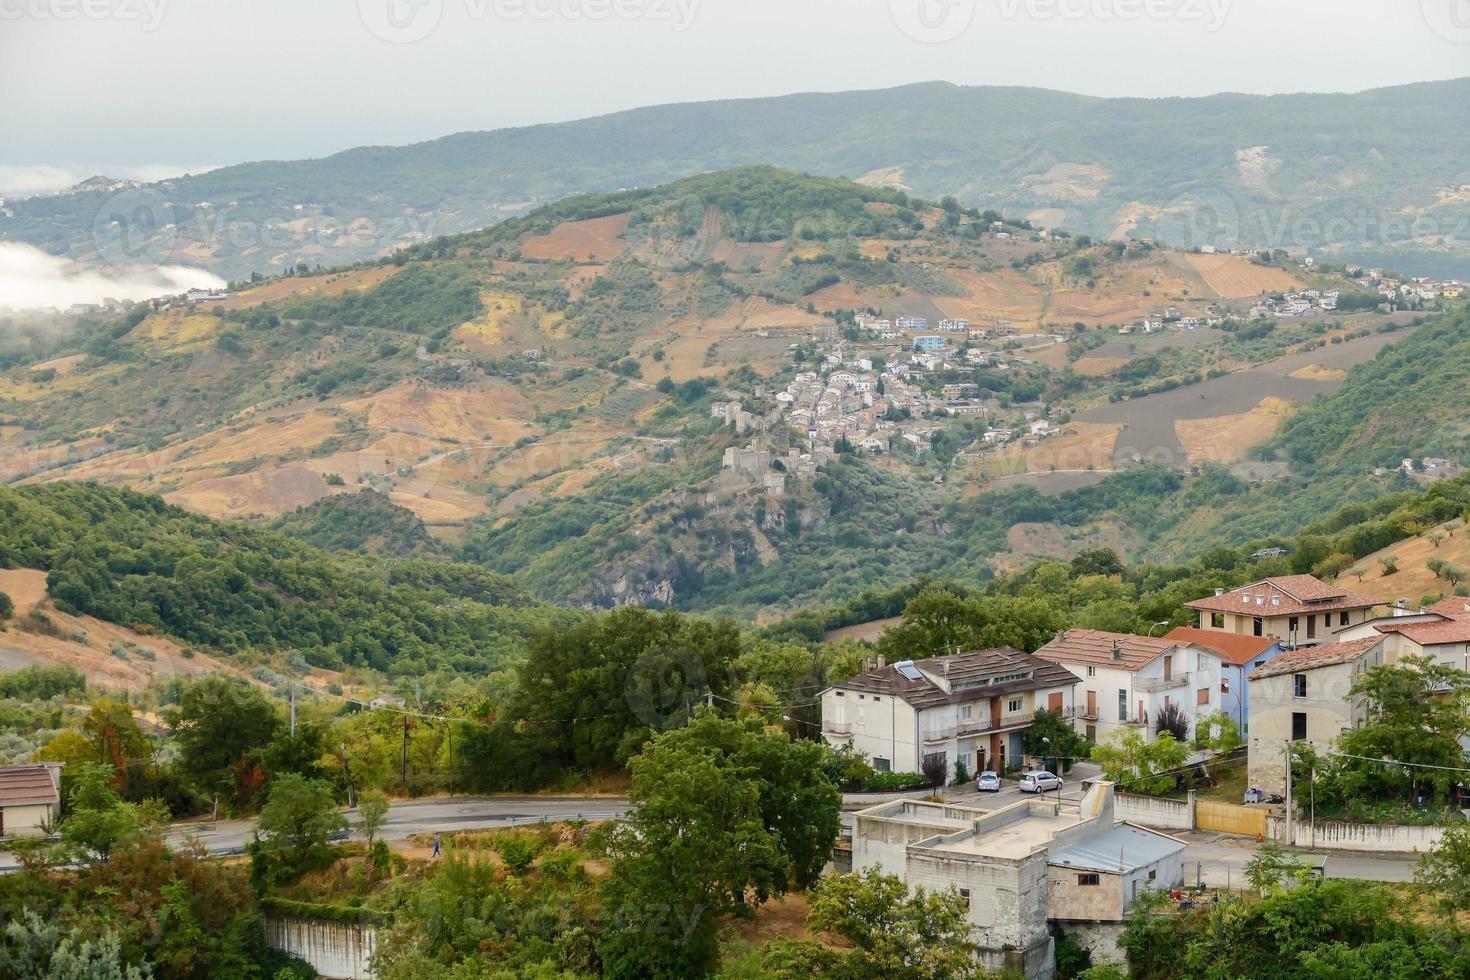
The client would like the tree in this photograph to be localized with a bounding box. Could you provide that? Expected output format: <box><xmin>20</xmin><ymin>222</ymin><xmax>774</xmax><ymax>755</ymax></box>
<box><xmin>1416</xmin><ymin>822</ymin><xmax>1470</xmax><ymax>912</ymax></box>
<box><xmin>356</xmin><ymin>788</ymin><xmax>390</xmax><ymax>845</ymax></box>
<box><xmin>56</xmin><ymin>763</ymin><xmax>163</xmax><ymax>864</ymax></box>
<box><xmin>1024</xmin><ymin>708</ymin><xmax>1091</xmax><ymax>773</ymax></box>
<box><xmin>1329</xmin><ymin>656</ymin><xmax>1470</xmax><ymax>805</ymax></box>
<box><xmin>253</xmin><ymin>774</ymin><xmax>345</xmax><ymax>871</ymax></box>
<box><xmin>1195</xmin><ymin>710</ymin><xmax>1242</xmax><ymax>754</ymax></box>
<box><xmin>596</xmin><ymin>712</ymin><xmax>838</xmax><ymax>978</ymax></box>
<box><xmin>760</xmin><ymin>871</ymin><xmax>985</xmax><ymax>979</ymax></box>
<box><xmin>80</xmin><ymin>699</ymin><xmax>153</xmax><ymax>790</ymax></box>
<box><xmin>0</xmin><ymin>909</ymin><xmax>150</xmax><ymax>980</ymax></box>
<box><xmin>168</xmin><ymin>677</ymin><xmax>280</xmax><ymax>810</ymax></box>
<box><xmin>1243</xmin><ymin>840</ymin><xmax>1306</xmax><ymax>895</ymax></box>
<box><xmin>0</xmin><ymin>591</ymin><xmax>13</xmax><ymax>623</ymax></box>
<box><xmin>1379</xmin><ymin>555</ymin><xmax>1399</xmax><ymax>575</ymax></box>
<box><xmin>1093</xmin><ymin>731</ymin><xmax>1187</xmax><ymax>796</ymax></box>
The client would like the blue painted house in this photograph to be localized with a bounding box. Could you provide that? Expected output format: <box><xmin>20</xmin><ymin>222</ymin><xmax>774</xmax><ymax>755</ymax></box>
<box><xmin>1164</xmin><ymin>627</ymin><xmax>1282</xmax><ymax>735</ymax></box>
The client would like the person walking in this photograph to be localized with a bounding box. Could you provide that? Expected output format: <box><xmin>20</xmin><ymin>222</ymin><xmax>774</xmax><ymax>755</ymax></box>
<box><xmin>432</xmin><ymin>835</ymin><xmax>441</xmax><ymax>859</ymax></box>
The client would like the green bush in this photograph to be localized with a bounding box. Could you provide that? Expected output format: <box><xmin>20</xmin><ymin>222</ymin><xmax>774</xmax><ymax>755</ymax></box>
<box><xmin>494</xmin><ymin>831</ymin><xmax>540</xmax><ymax>873</ymax></box>
<box><xmin>862</xmin><ymin>771</ymin><xmax>930</xmax><ymax>792</ymax></box>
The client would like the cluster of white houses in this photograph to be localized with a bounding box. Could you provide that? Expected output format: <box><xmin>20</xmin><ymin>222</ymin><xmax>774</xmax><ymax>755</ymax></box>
<box><xmin>820</xmin><ymin>574</ymin><xmax>1428</xmax><ymax>794</ymax></box>
<box><xmin>822</xmin><ymin>572</ymin><xmax>1470</xmax><ymax>977</ymax></box>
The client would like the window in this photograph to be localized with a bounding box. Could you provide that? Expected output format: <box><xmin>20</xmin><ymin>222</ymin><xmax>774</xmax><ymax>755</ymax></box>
<box><xmin>1118</xmin><ymin>689</ymin><xmax>1128</xmax><ymax>722</ymax></box>
<box><xmin>872</xmin><ymin>757</ymin><xmax>891</xmax><ymax>772</ymax></box>
<box><xmin>1293</xmin><ymin>673</ymin><xmax>1307</xmax><ymax>699</ymax></box>
<box><xmin>958</xmin><ymin>888</ymin><xmax>971</xmax><ymax>907</ymax></box>
<box><xmin>1253</xmin><ymin>617</ymin><xmax>1264</xmax><ymax>637</ymax></box>
<box><xmin>873</xmin><ymin>697</ymin><xmax>882</xmax><ymax>703</ymax></box>
<box><xmin>1211</xmin><ymin>612</ymin><xmax>1225</xmax><ymax>629</ymax></box>
<box><xmin>1087</xmin><ymin>666</ymin><xmax>1097</xmax><ymax>677</ymax></box>
<box><xmin>1077</xmin><ymin>873</ymin><xmax>1100</xmax><ymax>887</ymax></box>
<box><xmin>960</xmin><ymin>705</ymin><xmax>972</xmax><ymax>720</ymax></box>
<box><xmin>1340</xmin><ymin>611</ymin><xmax>1350</xmax><ymax>626</ymax></box>
<box><xmin>858</xmin><ymin>694</ymin><xmax>865</xmax><ymax>700</ymax></box>
<box><xmin>1007</xmin><ymin>698</ymin><xmax>1023</xmax><ymax>713</ymax></box>
<box><xmin>1291</xmin><ymin>712</ymin><xmax>1308</xmax><ymax>742</ymax></box>
<box><xmin>1148</xmin><ymin>870</ymin><xmax>1157</xmax><ymax>882</ymax></box>
<box><xmin>1197</xmin><ymin>687</ymin><xmax>1210</xmax><ymax>706</ymax></box>
<box><xmin>835</xmin><ymin>691</ymin><xmax>844</xmax><ymax>698</ymax></box>
<box><xmin>1289</xmin><ymin>616</ymin><xmax>1299</xmax><ymax>634</ymax></box>
<box><xmin>1221</xmin><ymin>677</ymin><xmax>1232</xmax><ymax>695</ymax></box>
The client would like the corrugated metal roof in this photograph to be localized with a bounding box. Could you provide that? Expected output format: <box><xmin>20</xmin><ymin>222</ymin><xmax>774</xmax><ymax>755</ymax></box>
<box><xmin>1048</xmin><ymin>824</ymin><xmax>1184</xmax><ymax>875</ymax></box>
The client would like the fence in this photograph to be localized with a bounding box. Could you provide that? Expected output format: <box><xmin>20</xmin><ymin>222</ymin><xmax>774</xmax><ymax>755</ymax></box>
<box><xmin>1115</xmin><ymin>791</ymin><xmax>1195</xmax><ymax>831</ymax></box>
<box><xmin>1267</xmin><ymin>816</ymin><xmax>1447</xmax><ymax>853</ymax></box>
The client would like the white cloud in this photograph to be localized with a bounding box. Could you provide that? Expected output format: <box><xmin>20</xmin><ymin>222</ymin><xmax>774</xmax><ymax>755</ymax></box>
<box><xmin>0</xmin><ymin>242</ymin><xmax>225</xmax><ymax>311</ymax></box>
<box><xmin>0</xmin><ymin>164</ymin><xmax>220</xmax><ymax>198</ymax></box>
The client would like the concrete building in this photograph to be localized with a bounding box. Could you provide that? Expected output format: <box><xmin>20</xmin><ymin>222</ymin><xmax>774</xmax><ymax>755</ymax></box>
<box><xmin>0</xmin><ymin>763</ymin><xmax>63</xmax><ymax>838</ymax></box>
<box><xmin>1164</xmin><ymin>626</ymin><xmax>1282</xmax><ymax>734</ymax></box>
<box><xmin>1033</xmin><ymin>631</ymin><xmax>1222</xmax><ymax>745</ymax></box>
<box><xmin>851</xmin><ymin>782</ymin><xmax>1183</xmax><ymax>979</ymax></box>
<box><xmin>820</xmin><ymin>649</ymin><xmax>1081</xmax><ymax>779</ymax></box>
<box><xmin>1245</xmin><ymin>636</ymin><xmax>1387</xmax><ymax>796</ymax></box>
<box><xmin>1334</xmin><ymin>595</ymin><xmax>1470</xmax><ymax>673</ymax></box>
<box><xmin>1185</xmin><ymin>575</ymin><xmax>1383</xmax><ymax>648</ymax></box>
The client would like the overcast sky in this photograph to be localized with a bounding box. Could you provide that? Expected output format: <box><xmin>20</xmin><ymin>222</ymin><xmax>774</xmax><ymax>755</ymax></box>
<box><xmin>2</xmin><ymin>0</ymin><xmax>1468</xmax><ymax>193</ymax></box>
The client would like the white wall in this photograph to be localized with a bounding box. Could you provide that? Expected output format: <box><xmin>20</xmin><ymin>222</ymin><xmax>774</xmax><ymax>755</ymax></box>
<box><xmin>824</xmin><ymin>688</ymin><xmax>919</xmax><ymax>771</ymax></box>
<box><xmin>266</xmin><ymin>917</ymin><xmax>376</xmax><ymax>979</ymax></box>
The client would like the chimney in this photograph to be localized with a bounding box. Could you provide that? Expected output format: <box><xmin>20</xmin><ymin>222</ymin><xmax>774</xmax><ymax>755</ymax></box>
<box><xmin>1214</xmin><ymin>587</ymin><xmax>1225</xmax><ymax>597</ymax></box>
<box><xmin>1111</xmin><ymin>641</ymin><xmax>1123</xmax><ymax>662</ymax></box>
<box><xmin>877</xmin><ymin>655</ymin><xmax>886</xmax><ymax>669</ymax></box>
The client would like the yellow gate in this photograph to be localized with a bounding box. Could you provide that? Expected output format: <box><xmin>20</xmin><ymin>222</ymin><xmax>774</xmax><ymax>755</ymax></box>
<box><xmin>1195</xmin><ymin>800</ymin><xmax>1268</xmax><ymax>838</ymax></box>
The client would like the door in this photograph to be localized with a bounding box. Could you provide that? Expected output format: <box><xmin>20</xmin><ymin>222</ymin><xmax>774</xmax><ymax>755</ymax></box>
<box><xmin>1048</xmin><ymin>692</ymin><xmax>1063</xmax><ymax>712</ymax></box>
<box><xmin>1163</xmin><ymin>655</ymin><xmax>1173</xmax><ymax>681</ymax></box>
<box><xmin>1086</xmin><ymin>690</ymin><xmax>1098</xmax><ymax>718</ymax></box>
<box><xmin>1307</xmin><ymin>615</ymin><xmax>1317</xmax><ymax>640</ymax></box>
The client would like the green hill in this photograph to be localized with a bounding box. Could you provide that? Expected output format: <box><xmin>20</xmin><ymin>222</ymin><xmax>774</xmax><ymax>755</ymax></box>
<box><xmin>7</xmin><ymin>79</ymin><xmax>1470</xmax><ymax>279</ymax></box>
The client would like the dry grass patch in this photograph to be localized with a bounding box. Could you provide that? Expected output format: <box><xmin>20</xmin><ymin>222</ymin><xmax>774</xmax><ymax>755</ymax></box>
<box><xmin>521</xmin><ymin>213</ymin><xmax>631</xmax><ymax>262</ymax></box>
<box><xmin>1174</xmin><ymin>396</ymin><xmax>1295</xmax><ymax>466</ymax></box>
<box><xmin>1289</xmin><ymin>364</ymin><xmax>1349</xmax><ymax>381</ymax></box>
<box><xmin>218</xmin><ymin>266</ymin><xmax>401</xmax><ymax>309</ymax></box>
<box><xmin>1184</xmin><ymin>253</ymin><xmax>1300</xmax><ymax>298</ymax></box>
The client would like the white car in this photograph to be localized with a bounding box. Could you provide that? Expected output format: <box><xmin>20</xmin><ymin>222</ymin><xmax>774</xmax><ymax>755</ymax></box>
<box><xmin>1018</xmin><ymin>771</ymin><xmax>1063</xmax><ymax>794</ymax></box>
<box><xmin>977</xmin><ymin>771</ymin><xmax>1001</xmax><ymax>793</ymax></box>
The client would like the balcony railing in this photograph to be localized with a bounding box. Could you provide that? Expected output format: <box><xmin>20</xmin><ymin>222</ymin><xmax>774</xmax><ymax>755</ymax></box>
<box><xmin>823</xmin><ymin>721</ymin><xmax>852</xmax><ymax>736</ymax></box>
<box><xmin>1136</xmin><ymin>673</ymin><xmax>1190</xmax><ymax>694</ymax></box>
<box><xmin>923</xmin><ymin>725</ymin><xmax>958</xmax><ymax>742</ymax></box>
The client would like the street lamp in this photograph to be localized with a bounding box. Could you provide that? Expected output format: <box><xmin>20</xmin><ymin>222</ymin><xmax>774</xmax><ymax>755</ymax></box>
<box><xmin>1147</xmin><ymin>620</ymin><xmax>1170</xmax><ymax>637</ymax></box>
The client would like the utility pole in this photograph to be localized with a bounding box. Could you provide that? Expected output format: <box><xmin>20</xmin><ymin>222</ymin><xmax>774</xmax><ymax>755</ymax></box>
<box><xmin>1284</xmin><ymin>741</ymin><xmax>1294</xmax><ymax>845</ymax></box>
<box><xmin>290</xmin><ymin>683</ymin><xmax>297</xmax><ymax>738</ymax></box>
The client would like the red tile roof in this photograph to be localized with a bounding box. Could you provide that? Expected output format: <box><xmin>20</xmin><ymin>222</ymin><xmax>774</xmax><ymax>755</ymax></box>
<box><xmin>1249</xmin><ymin>637</ymin><xmax>1386</xmax><ymax>680</ymax></box>
<box><xmin>1034</xmin><ymin>630</ymin><xmax>1176</xmax><ymax>672</ymax></box>
<box><xmin>1375</xmin><ymin>620</ymin><xmax>1470</xmax><ymax>645</ymax></box>
<box><xmin>835</xmin><ymin>648</ymin><xmax>1081</xmax><ymax>710</ymax></box>
<box><xmin>1163</xmin><ymin>627</ymin><xmax>1278</xmax><ymax>667</ymax></box>
<box><xmin>0</xmin><ymin>764</ymin><xmax>60</xmax><ymax>808</ymax></box>
<box><xmin>1425</xmin><ymin>597</ymin><xmax>1470</xmax><ymax>619</ymax></box>
<box><xmin>1187</xmin><ymin>576</ymin><xmax>1384</xmax><ymax>616</ymax></box>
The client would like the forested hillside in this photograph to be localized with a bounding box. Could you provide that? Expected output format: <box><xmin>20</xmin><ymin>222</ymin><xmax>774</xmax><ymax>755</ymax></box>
<box><xmin>9</xmin><ymin>79</ymin><xmax>1470</xmax><ymax>278</ymax></box>
<box><xmin>0</xmin><ymin>483</ymin><xmax>568</xmax><ymax>674</ymax></box>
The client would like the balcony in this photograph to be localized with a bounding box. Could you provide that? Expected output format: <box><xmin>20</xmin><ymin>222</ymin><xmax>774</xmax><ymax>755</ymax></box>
<box><xmin>923</xmin><ymin>725</ymin><xmax>958</xmax><ymax>743</ymax></box>
<box><xmin>823</xmin><ymin>721</ymin><xmax>852</xmax><ymax>737</ymax></box>
<box><xmin>1136</xmin><ymin>673</ymin><xmax>1190</xmax><ymax>694</ymax></box>
<box><xmin>954</xmin><ymin>712</ymin><xmax>1036</xmax><ymax>737</ymax></box>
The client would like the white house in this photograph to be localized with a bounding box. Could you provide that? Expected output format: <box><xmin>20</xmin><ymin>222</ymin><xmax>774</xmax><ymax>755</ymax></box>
<box><xmin>1033</xmin><ymin>630</ymin><xmax>1222</xmax><ymax>745</ymax></box>
<box><xmin>821</xmin><ymin>648</ymin><xmax>1081</xmax><ymax>779</ymax></box>
<box><xmin>0</xmin><ymin>763</ymin><xmax>63</xmax><ymax>838</ymax></box>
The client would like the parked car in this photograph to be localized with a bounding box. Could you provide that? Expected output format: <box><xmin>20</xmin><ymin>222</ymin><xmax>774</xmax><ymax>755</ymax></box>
<box><xmin>977</xmin><ymin>771</ymin><xmax>1001</xmax><ymax>793</ymax></box>
<box><xmin>1018</xmin><ymin>771</ymin><xmax>1062</xmax><ymax>794</ymax></box>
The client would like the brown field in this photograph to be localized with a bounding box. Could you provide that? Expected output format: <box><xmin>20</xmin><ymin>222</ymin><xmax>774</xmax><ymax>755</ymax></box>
<box><xmin>0</xmin><ymin>569</ymin><xmax>50</xmax><ymax>617</ymax></box>
<box><xmin>1183</xmin><ymin>253</ymin><xmax>1300</xmax><ymax>298</ymax></box>
<box><xmin>454</xmin><ymin>290</ymin><xmax>526</xmax><ymax>351</ymax></box>
<box><xmin>1073</xmin><ymin>356</ymin><xmax>1130</xmax><ymax>376</ymax></box>
<box><xmin>1174</xmin><ymin>396</ymin><xmax>1296</xmax><ymax>466</ymax></box>
<box><xmin>1340</xmin><ymin>521</ymin><xmax>1470</xmax><ymax>606</ymax></box>
<box><xmin>937</xmin><ymin>268</ymin><xmax>1047</xmax><ymax>326</ymax></box>
<box><xmin>345</xmin><ymin>381</ymin><xmax>536</xmax><ymax>441</ymax></box>
<box><xmin>1000</xmin><ymin>521</ymin><xmax>1130</xmax><ymax>574</ymax></box>
<box><xmin>165</xmin><ymin>466</ymin><xmax>338</xmax><ymax>518</ymax></box>
<box><xmin>708</xmin><ymin>239</ymin><xmax>784</xmax><ymax>273</ymax></box>
<box><xmin>563</xmin><ymin>265</ymin><xmax>609</xmax><ymax>301</ymax></box>
<box><xmin>30</xmin><ymin>354</ymin><xmax>89</xmax><ymax>377</ymax></box>
<box><xmin>521</xmin><ymin>213</ymin><xmax>631</xmax><ymax>262</ymax></box>
<box><xmin>640</xmin><ymin>298</ymin><xmax>825</xmax><ymax>381</ymax></box>
<box><xmin>823</xmin><ymin>616</ymin><xmax>902</xmax><ymax>644</ymax></box>
<box><xmin>218</xmin><ymin>266</ymin><xmax>401</xmax><ymax>310</ymax></box>
<box><xmin>971</xmin><ymin>422</ymin><xmax>1124</xmax><ymax>479</ymax></box>
<box><xmin>1289</xmin><ymin>364</ymin><xmax>1348</xmax><ymax>381</ymax></box>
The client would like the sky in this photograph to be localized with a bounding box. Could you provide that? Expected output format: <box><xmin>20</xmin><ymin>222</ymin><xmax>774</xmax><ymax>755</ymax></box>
<box><xmin>1</xmin><ymin>0</ymin><xmax>1468</xmax><ymax>194</ymax></box>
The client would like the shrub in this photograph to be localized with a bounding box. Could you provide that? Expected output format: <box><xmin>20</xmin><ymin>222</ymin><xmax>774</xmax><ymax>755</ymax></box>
<box><xmin>494</xmin><ymin>831</ymin><xmax>539</xmax><ymax>873</ymax></box>
<box><xmin>862</xmin><ymin>771</ymin><xmax>929</xmax><ymax>792</ymax></box>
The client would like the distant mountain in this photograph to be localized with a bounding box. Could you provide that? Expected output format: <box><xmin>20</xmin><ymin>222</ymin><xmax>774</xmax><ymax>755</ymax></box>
<box><xmin>5</xmin><ymin>80</ymin><xmax>1470</xmax><ymax>279</ymax></box>
<box><xmin>2</xmin><ymin>166</ymin><xmax>1451</xmax><ymax>616</ymax></box>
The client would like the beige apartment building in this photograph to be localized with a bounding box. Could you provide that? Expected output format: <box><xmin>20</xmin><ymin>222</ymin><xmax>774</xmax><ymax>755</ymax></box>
<box><xmin>1186</xmin><ymin>575</ymin><xmax>1382</xmax><ymax>648</ymax></box>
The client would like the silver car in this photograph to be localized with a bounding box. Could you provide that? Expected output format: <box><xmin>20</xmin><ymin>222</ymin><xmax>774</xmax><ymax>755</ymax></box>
<box><xmin>1018</xmin><ymin>770</ymin><xmax>1063</xmax><ymax>794</ymax></box>
<box><xmin>977</xmin><ymin>771</ymin><xmax>1001</xmax><ymax>792</ymax></box>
